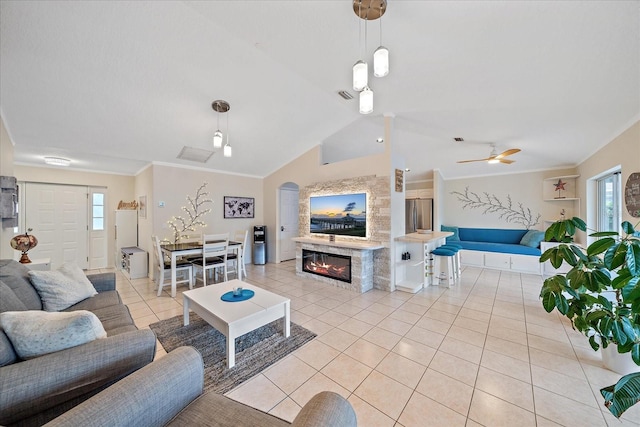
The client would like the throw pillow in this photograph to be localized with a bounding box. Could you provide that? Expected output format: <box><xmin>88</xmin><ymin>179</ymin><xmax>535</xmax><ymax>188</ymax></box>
<box><xmin>520</xmin><ymin>230</ymin><xmax>545</xmax><ymax>248</ymax></box>
<box><xmin>28</xmin><ymin>263</ymin><xmax>98</xmax><ymax>311</ymax></box>
<box><xmin>0</xmin><ymin>310</ymin><xmax>107</xmax><ymax>359</ymax></box>
<box><xmin>441</xmin><ymin>225</ymin><xmax>460</xmax><ymax>242</ymax></box>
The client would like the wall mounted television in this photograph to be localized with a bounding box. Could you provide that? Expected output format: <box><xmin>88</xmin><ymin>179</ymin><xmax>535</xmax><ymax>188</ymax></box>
<box><xmin>310</xmin><ymin>193</ymin><xmax>367</xmax><ymax>238</ymax></box>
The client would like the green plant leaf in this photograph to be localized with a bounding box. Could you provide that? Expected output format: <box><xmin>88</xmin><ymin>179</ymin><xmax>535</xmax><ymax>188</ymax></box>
<box><xmin>559</xmin><ymin>245</ymin><xmax>578</xmax><ymax>266</ymax></box>
<box><xmin>621</xmin><ymin>317</ymin><xmax>638</xmax><ymax>342</ymax></box>
<box><xmin>628</xmin><ymin>243</ymin><xmax>640</xmax><ymax>276</ymax></box>
<box><xmin>632</xmin><ymin>343</ymin><xmax>640</xmax><ymax>365</ymax></box>
<box><xmin>539</xmin><ymin>247</ymin><xmax>554</xmax><ymax>262</ymax></box>
<box><xmin>589</xmin><ymin>335</ymin><xmax>600</xmax><ymax>351</ymax></box>
<box><xmin>601</xmin><ymin>372</ymin><xmax>640</xmax><ymax>418</ymax></box>
<box><xmin>555</xmin><ymin>293</ymin><xmax>569</xmax><ymax>315</ymax></box>
<box><xmin>586</xmin><ymin>310</ymin><xmax>609</xmax><ymax>323</ymax></box>
<box><xmin>570</xmin><ymin>245</ymin><xmax>589</xmax><ymax>262</ymax></box>
<box><xmin>622</xmin><ymin>221</ymin><xmax>636</xmax><ymax>235</ymax></box>
<box><xmin>605</xmin><ymin>243</ymin><xmax>628</xmax><ymax>270</ymax></box>
<box><xmin>591</xmin><ymin>231</ymin><xmax>621</xmax><ymax>237</ymax></box>
<box><xmin>593</xmin><ymin>268</ymin><xmax>612</xmax><ymax>285</ymax></box>
<box><xmin>550</xmin><ymin>249</ymin><xmax>565</xmax><ymax>269</ymax></box>
<box><xmin>601</xmin><ymin>317</ymin><xmax>614</xmax><ymax>337</ymax></box>
<box><xmin>622</xmin><ymin>277</ymin><xmax>640</xmax><ymax>302</ymax></box>
<box><xmin>571</xmin><ymin>217</ymin><xmax>587</xmax><ymax>231</ymax></box>
<box><xmin>542</xmin><ymin>291</ymin><xmax>556</xmax><ymax>313</ymax></box>
<box><xmin>588</xmin><ymin>237</ymin><xmax>616</xmax><ymax>257</ymax></box>
<box><xmin>598</xmin><ymin>295</ymin><xmax>614</xmax><ymax>311</ymax></box>
<box><xmin>613</xmin><ymin>321</ymin><xmax>629</xmax><ymax>345</ymax></box>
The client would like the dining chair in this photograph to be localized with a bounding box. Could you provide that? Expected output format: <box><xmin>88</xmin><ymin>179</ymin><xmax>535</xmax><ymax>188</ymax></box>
<box><xmin>227</xmin><ymin>229</ymin><xmax>248</xmax><ymax>279</ymax></box>
<box><xmin>190</xmin><ymin>233</ymin><xmax>229</xmax><ymax>286</ymax></box>
<box><xmin>152</xmin><ymin>236</ymin><xmax>193</xmax><ymax>296</ymax></box>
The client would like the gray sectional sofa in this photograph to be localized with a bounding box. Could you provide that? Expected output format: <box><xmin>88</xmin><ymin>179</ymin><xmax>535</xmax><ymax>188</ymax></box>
<box><xmin>0</xmin><ymin>259</ymin><xmax>157</xmax><ymax>427</ymax></box>
<box><xmin>44</xmin><ymin>346</ymin><xmax>357</xmax><ymax>427</ymax></box>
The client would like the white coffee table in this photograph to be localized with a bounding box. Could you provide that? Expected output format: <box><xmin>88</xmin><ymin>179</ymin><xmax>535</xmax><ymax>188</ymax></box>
<box><xmin>182</xmin><ymin>279</ymin><xmax>290</xmax><ymax>368</ymax></box>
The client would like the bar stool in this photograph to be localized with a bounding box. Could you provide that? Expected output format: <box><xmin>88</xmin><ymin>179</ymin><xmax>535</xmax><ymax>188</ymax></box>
<box><xmin>432</xmin><ymin>247</ymin><xmax>456</xmax><ymax>287</ymax></box>
<box><xmin>440</xmin><ymin>243</ymin><xmax>462</xmax><ymax>279</ymax></box>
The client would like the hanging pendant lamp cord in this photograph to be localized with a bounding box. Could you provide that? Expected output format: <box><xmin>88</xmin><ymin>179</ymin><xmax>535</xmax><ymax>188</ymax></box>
<box><xmin>379</xmin><ymin>2</ymin><xmax>383</xmax><ymax>45</ymax></box>
<box><xmin>358</xmin><ymin>1</ymin><xmax>362</xmax><ymax>59</ymax></box>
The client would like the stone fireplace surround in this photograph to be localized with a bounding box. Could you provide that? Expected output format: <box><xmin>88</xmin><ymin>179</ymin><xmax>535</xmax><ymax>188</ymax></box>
<box><xmin>295</xmin><ymin>175</ymin><xmax>391</xmax><ymax>292</ymax></box>
<box><xmin>294</xmin><ymin>237</ymin><xmax>384</xmax><ymax>293</ymax></box>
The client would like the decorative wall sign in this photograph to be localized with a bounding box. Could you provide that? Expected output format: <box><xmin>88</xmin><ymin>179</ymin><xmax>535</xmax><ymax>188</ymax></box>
<box><xmin>450</xmin><ymin>186</ymin><xmax>541</xmax><ymax>229</ymax></box>
<box><xmin>224</xmin><ymin>196</ymin><xmax>255</xmax><ymax>218</ymax></box>
<box><xmin>395</xmin><ymin>169</ymin><xmax>403</xmax><ymax>192</ymax></box>
<box><xmin>138</xmin><ymin>195</ymin><xmax>147</xmax><ymax>219</ymax></box>
<box><xmin>117</xmin><ymin>200</ymin><xmax>138</xmax><ymax>210</ymax></box>
<box><xmin>625</xmin><ymin>172</ymin><xmax>640</xmax><ymax>218</ymax></box>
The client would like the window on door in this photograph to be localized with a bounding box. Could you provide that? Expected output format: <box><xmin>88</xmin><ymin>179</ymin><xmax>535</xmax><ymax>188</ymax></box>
<box><xmin>597</xmin><ymin>171</ymin><xmax>621</xmax><ymax>232</ymax></box>
<box><xmin>92</xmin><ymin>192</ymin><xmax>105</xmax><ymax>231</ymax></box>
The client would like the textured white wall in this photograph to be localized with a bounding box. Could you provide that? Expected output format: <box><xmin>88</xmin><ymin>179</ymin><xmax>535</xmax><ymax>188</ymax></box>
<box><xmin>441</xmin><ymin>168</ymin><xmax>577</xmax><ymax>230</ymax></box>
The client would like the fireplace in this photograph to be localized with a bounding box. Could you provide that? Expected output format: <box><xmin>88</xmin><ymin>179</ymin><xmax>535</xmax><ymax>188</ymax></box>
<box><xmin>302</xmin><ymin>249</ymin><xmax>352</xmax><ymax>283</ymax></box>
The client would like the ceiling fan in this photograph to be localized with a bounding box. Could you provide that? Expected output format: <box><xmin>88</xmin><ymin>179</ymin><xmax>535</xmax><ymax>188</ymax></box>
<box><xmin>457</xmin><ymin>144</ymin><xmax>521</xmax><ymax>165</ymax></box>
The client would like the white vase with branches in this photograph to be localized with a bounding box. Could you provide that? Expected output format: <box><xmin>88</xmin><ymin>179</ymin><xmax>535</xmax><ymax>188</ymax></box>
<box><xmin>167</xmin><ymin>183</ymin><xmax>213</xmax><ymax>244</ymax></box>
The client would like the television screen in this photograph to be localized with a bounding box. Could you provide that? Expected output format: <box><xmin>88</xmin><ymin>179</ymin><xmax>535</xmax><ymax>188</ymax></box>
<box><xmin>310</xmin><ymin>193</ymin><xmax>367</xmax><ymax>238</ymax></box>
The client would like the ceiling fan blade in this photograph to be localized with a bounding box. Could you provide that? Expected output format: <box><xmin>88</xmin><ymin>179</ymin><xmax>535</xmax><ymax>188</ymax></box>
<box><xmin>495</xmin><ymin>148</ymin><xmax>521</xmax><ymax>159</ymax></box>
<box><xmin>456</xmin><ymin>158</ymin><xmax>490</xmax><ymax>163</ymax></box>
<box><xmin>498</xmin><ymin>158</ymin><xmax>515</xmax><ymax>164</ymax></box>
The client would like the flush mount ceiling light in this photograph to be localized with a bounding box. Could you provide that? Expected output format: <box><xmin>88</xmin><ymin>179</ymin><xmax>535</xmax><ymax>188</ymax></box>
<box><xmin>44</xmin><ymin>157</ymin><xmax>71</xmax><ymax>167</ymax></box>
<box><xmin>352</xmin><ymin>0</ymin><xmax>389</xmax><ymax>115</ymax></box>
<box><xmin>211</xmin><ymin>100</ymin><xmax>232</xmax><ymax>157</ymax></box>
<box><xmin>376</xmin><ymin>137</ymin><xmax>384</xmax><ymax>143</ymax></box>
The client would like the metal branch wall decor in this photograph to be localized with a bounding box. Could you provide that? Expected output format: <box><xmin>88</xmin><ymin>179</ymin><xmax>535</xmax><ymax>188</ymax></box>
<box><xmin>167</xmin><ymin>183</ymin><xmax>213</xmax><ymax>243</ymax></box>
<box><xmin>450</xmin><ymin>187</ymin><xmax>541</xmax><ymax>229</ymax></box>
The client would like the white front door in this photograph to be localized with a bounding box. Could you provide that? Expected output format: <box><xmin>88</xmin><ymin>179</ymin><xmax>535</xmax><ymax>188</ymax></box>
<box><xmin>23</xmin><ymin>183</ymin><xmax>89</xmax><ymax>269</ymax></box>
<box><xmin>279</xmin><ymin>188</ymin><xmax>299</xmax><ymax>262</ymax></box>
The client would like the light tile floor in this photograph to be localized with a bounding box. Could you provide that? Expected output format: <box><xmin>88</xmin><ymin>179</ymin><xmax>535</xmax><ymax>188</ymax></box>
<box><xmin>97</xmin><ymin>262</ymin><xmax>640</xmax><ymax>427</ymax></box>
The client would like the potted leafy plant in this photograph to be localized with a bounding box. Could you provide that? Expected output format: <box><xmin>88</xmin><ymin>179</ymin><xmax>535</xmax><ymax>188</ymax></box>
<box><xmin>540</xmin><ymin>217</ymin><xmax>640</xmax><ymax>418</ymax></box>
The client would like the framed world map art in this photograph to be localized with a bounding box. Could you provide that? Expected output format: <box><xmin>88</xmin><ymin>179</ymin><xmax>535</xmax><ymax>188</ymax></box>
<box><xmin>224</xmin><ymin>196</ymin><xmax>255</xmax><ymax>218</ymax></box>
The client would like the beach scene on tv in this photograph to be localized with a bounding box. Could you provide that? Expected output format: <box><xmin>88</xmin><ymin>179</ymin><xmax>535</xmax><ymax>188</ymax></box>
<box><xmin>310</xmin><ymin>193</ymin><xmax>367</xmax><ymax>237</ymax></box>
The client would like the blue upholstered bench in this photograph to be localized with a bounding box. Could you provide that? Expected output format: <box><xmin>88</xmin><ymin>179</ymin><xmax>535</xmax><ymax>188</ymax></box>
<box><xmin>441</xmin><ymin>226</ymin><xmax>544</xmax><ymax>274</ymax></box>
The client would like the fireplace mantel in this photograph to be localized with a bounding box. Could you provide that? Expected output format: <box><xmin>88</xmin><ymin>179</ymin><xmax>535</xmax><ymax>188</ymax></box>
<box><xmin>292</xmin><ymin>237</ymin><xmax>384</xmax><ymax>251</ymax></box>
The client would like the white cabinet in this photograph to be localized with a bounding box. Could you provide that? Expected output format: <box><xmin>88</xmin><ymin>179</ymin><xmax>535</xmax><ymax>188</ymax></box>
<box><xmin>395</xmin><ymin>232</ymin><xmax>450</xmax><ymax>293</ymax></box>
<box><xmin>406</xmin><ymin>188</ymin><xmax>433</xmax><ymax>199</ymax></box>
<box><xmin>121</xmin><ymin>247</ymin><xmax>147</xmax><ymax>279</ymax></box>
<box><xmin>462</xmin><ymin>250</ymin><xmax>542</xmax><ymax>274</ymax></box>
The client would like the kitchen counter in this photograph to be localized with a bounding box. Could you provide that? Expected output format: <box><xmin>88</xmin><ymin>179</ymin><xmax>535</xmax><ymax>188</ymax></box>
<box><xmin>396</xmin><ymin>231</ymin><xmax>453</xmax><ymax>243</ymax></box>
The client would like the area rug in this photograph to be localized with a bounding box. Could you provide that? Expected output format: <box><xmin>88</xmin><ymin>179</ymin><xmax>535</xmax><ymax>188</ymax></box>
<box><xmin>149</xmin><ymin>312</ymin><xmax>316</xmax><ymax>394</ymax></box>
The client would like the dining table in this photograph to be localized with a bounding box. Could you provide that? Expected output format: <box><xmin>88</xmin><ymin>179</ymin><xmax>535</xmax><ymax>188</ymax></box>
<box><xmin>161</xmin><ymin>240</ymin><xmax>243</xmax><ymax>297</ymax></box>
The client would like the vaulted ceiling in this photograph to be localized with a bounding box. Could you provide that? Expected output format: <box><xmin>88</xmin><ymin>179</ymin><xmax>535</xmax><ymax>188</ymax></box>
<box><xmin>1</xmin><ymin>1</ymin><xmax>638</xmax><ymax>181</ymax></box>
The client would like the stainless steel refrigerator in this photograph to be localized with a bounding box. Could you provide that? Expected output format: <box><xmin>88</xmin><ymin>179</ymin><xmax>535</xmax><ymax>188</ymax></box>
<box><xmin>405</xmin><ymin>198</ymin><xmax>433</xmax><ymax>234</ymax></box>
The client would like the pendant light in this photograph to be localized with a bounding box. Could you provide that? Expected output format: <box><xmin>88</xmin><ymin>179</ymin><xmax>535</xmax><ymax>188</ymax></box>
<box><xmin>359</xmin><ymin>86</ymin><xmax>373</xmax><ymax>114</ymax></box>
<box><xmin>373</xmin><ymin>1</ymin><xmax>389</xmax><ymax>77</ymax></box>
<box><xmin>223</xmin><ymin>107</ymin><xmax>232</xmax><ymax>157</ymax></box>
<box><xmin>352</xmin><ymin>0</ymin><xmax>387</xmax><ymax>115</ymax></box>
<box><xmin>212</xmin><ymin>100</ymin><xmax>232</xmax><ymax>157</ymax></box>
<box><xmin>213</xmin><ymin>131</ymin><xmax>223</xmax><ymax>149</ymax></box>
<box><xmin>352</xmin><ymin>1</ymin><xmax>367</xmax><ymax>91</ymax></box>
<box><xmin>353</xmin><ymin>60</ymin><xmax>368</xmax><ymax>92</ymax></box>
